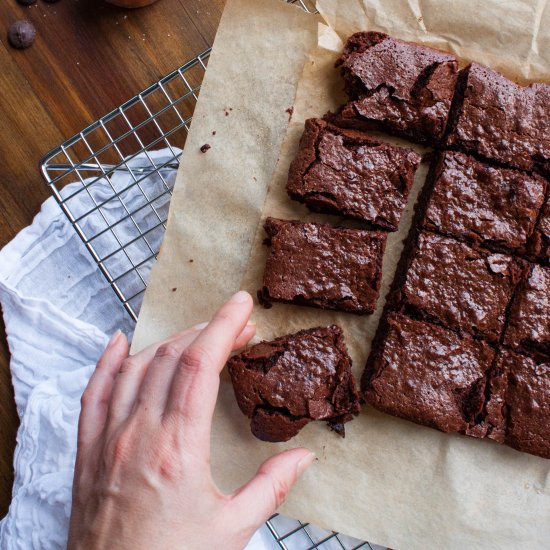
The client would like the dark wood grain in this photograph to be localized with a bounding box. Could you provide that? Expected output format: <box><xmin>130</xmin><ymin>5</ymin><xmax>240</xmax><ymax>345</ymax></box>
<box><xmin>0</xmin><ymin>0</ymin><xmax>224</xmax><ymax>518</ymax></box>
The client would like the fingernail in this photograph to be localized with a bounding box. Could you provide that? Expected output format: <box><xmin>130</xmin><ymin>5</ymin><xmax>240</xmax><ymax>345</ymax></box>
<box><xmin>246</xmin><ymin>320</ymin><xmax>256</xmax><ymax>327</ymax></box>
<box><xmin>193</xmin><ymin>321</ymin><xmax>209</xmax><ymax>330</ymax></box>
<box><xmin>106</xmin><ymin>330</ymin><xmax>122</xmax><ymax>350</ymax></box>
<box><xmin>230</xmin><ymin>290</ymin><xmax>250</xmax><ymax>304</ymax></box>
<box><xmin>296</xmin><ymin>452</ymin><xmax>315</xmax><ymax>477</ymax></box>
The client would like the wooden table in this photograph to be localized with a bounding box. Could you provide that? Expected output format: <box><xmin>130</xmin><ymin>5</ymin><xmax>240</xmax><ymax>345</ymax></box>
<box><xmin>0</xmin><ymin>0</ymin><xmax>224</xmax><ymax>517</ymax></box>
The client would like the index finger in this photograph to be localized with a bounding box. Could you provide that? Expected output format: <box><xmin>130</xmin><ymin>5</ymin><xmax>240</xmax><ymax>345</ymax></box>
<box><xmin>164</xmin><ymin>291</ymin><xmax>253</xmax><ymax>440</ymax></box>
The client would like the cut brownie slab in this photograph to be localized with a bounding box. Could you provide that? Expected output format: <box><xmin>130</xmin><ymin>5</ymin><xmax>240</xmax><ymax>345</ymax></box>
<box><xmin>447</xmin><ymin>63</ymin><xmax>550</xmax><ymax>174</ymax></box>
<box><xmin>421</xmin><ymin>151</ymin><xmax>547</xmax><ymax>254</ymax></box>
<box><xmin>227</xmin><ymin>325</ymin><xmax>361</xmax><ymax>442</ymax></box>
<box><xmin>504</xmin><ymin>264</ymin><xmax>550</xmax><ymax>356</ymax></box>
<box><xmin>391</xmin><ymin>232</ymin><xmax>524</xmax><ymax>343</ymax></box>
<box><xmin>485</xmin><ymin>349</ymin><xmax>550</xmax><ymax>459</ymax></box>
<box><xmin>334</xmin><ymin>31</ymin><xmax>458</xmax><ymax>144</ymax></box>
<box><xmin>258</xmin><ymin>218</ymin><xmax>386</xmax><ymax>314</ymax></box>
<box><xmin>530</xmin><ymin>197</ymin><xmax>550</xmax><ymax>264</ymax></box>
<box><xmin>287</xmin><ymin>118</ymin><xmax>421</xmax><ymax>231</ymax></box>
<box><xmin>363</xmin><ymin>313</ymin><xmax>495</xmax><ymax>434</ymax></box>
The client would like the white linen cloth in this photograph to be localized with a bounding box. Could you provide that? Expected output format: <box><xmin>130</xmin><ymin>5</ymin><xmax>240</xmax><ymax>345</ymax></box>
<box><xmin>0</xmin><ymin>149</ymin><xmax>278</xmax><ymax>549</ymax></box>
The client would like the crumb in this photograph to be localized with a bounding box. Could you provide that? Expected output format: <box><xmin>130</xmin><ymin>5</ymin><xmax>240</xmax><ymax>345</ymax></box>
<box><xmin>212</xmin><ymin>130</ymin><xmax>216</xmax><ymax>135</ymax></box>
<box><xmin>224</xmin><ymin>111</ymin><xmax>229</xmax><ymax>116</ymax></box>
<box><xmin>253</xmin><ymin>176</ymin><xmax>257</xmax><ymax>181</ymax></box>
<box><xmin>418</xmin><ymin>15</ymin><xmax>424</xmax><ymax>22</ymax></box>
<box><xmin>229</xmin><ymin>107</ymin><xmax>233</xmax><ymax>111</ymax></box>
<box><xmin>285</xmin><ymin>106</ymin><xmax>294</xmax><ymax>121</ymax></box>
<box><xmin>200</xmin><ymin>143</ymin><xmax>211</xmax><ymax>153</ymax></box>
<box><xmin>171</xmin><ymin>288</ymin><xmax>177</xmax><ymax>292</ymax></box>
<box><xmin>189</xmin><ymin>259</ymin><xmax>194</xmax><ymax>263</ymax></box>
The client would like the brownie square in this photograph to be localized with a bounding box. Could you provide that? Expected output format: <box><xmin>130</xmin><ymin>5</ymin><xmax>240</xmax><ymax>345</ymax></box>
<box><xmin>287</xmin><ymin>118</ymin><xmax>421</xmax><ymax>231</ymax></box>
<box><xmin>363</xmin><ymin>313</ymin><xmax>495</xmax><ymax>434</ymax></box>
<box><xmin>504</xmin><ymin>264</ymin><xmax>550</xmax><ymax>356</ymax></box>
<box><xmin>391</xmin><ymin>232</ymin><xmax>524</xmax><ymax>342</ymax></box>
<box><xmin>447</xmin><ymin>63</ymin><xmax>550</xmax><ymax>174</ymax></box>
<box><xmin>258</xmin><ymin>218</ymin><xmax>386</xmax><ymax>314</ymax></box>
<box><xmin>421</xmin><ymin>151</ymin><xmax>547</xmax><ymax>254</ymax></box>
<box><xmin>334</xmin><ymin>31</ymin><xmax>458</xmax><ymax>144</ymax></box>
<box><xmin>530</xmin><ymin>197</ymin><xmax>550</xmax><ymax>264</ymax></box>
<box><xmin>485</xmin><ymin>349</ymin><xmax>550</xmax><ymax>459</ymax></box>
<box><xmin>227</xmin><ymin>325</ymin><xmax>361</xmax><ymax>442</ymax></box>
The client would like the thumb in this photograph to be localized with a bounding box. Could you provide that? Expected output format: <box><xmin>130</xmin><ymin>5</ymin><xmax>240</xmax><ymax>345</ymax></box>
<box><xmin>230</xmin><ymin>448</ymin><xmax>315</xmax><ymax>529</ymax></box>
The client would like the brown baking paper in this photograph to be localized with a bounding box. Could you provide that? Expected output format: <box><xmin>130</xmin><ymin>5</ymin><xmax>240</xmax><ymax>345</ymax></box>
<box><xmin>133</xmin><ymin>1</ymin><xmax>550</xmax><ymax>548</ymax></box>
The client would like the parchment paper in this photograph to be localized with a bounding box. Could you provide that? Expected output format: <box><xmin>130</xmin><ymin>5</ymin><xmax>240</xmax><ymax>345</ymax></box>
<box><xmin>133</xmin><ymin>1</ymin><xmax>550</xmax><ymax>548</ymax></box>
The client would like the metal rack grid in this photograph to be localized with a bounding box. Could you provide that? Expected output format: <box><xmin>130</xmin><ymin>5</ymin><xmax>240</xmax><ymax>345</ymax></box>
<box><xmin>39</xmin><ymin>1</ymin><xmax>386</xmax><ymax>548</ymax></box>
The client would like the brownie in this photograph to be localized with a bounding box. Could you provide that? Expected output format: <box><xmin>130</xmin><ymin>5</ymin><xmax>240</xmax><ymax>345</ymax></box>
<box><xmin>485</xmin><ymin>349</ymin><xmax>550</xmax><ymax>459</ymax></box>
<box><xmin>446</xmin><ymin>63</ymin><xmax>550</xmax><ymax>174</ymax></box>
<box><xmin>390</xmin><ymin>232</ymin><xmax>524</xmax><ymax>343</ymax></box>
<box><xmin>504</xmin><ymin>264</ymin><xmax>550</xmax><ymax>356</ymax></box>
<box><xmin>286</xmin><ymin>118</ymin><xmax>421</xmax><ymax>231</ymax></box>
<box><xmin>333</xmin><ymin>31</ymin><xmax>458</xmax><ymax>144</ymax></box>
<box><xmin>421</xmin><ymin>151</ymin><xmax>547</xmax><ymax>254</ymax></box>
<box><xmin>227</xmin><ymin>325</ymin><xmax>361</xmax><ymax>442</ymax></box>
<box><xmin>363</xmin><ymin>313</ymin><xmax>495</xmax><ymax>434</ymax></box>
<box><xmin>530</xmin><ymin>197</ymin><xmax>550</xmax><ymax>264</ymax></box>
<box><xmin>258</xmin><ymin>218</ymin><xmax>386</xmax><ymax>314</ymax></box>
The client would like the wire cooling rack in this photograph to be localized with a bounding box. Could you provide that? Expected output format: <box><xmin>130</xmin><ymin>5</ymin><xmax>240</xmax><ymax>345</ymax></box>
<box><xmin>39</xmin><ymin>1</ymin><xmax>387</xmax><ymax>548</ymax></box>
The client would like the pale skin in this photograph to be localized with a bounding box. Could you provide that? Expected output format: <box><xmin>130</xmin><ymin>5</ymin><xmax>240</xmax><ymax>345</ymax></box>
<box><xmin>67</xmin><ymin>291</ymin><xmax>314</xmax><ymax>550</ymax></box>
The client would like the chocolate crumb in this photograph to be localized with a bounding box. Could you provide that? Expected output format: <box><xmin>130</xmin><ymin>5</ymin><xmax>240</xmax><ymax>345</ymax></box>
<box><xmin>171</xmin><ymin>288</ymin><xmax>177</xmax><ymax>292</ymax></box>
<box><xmin>200</xmin><ymin>143</ymin><xmax>211</xmax><ymax>153</ymax></box>
<box><xmin>421</xmin><ymin>151</ymin><xmax>435</xmax><ymax>163</ymax></box>
<box><xmin>285</xmin><ymin>106</ymin><xmax>294</xmax><ymax>121</ymax></box>
<box><xmin>8</xmin><ymin>20</ymin><xmax>36</xmax><ymax>49</ymax></box>
<box><xmin>224</xmin><ymin>111</ymin><xmax>229</xmax><ymax>116</ymax></box>
<box><xmin>212</xmin><ymin>130</ymin><xmax>216</xmax><ymax>135</ymax></box>
<box><xmin>189</xmin><ymin>259</ymin><xmax>194</xmax><ymax>263</ymax></box>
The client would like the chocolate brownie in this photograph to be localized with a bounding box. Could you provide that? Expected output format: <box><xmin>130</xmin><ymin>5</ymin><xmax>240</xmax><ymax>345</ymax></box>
<box><xmin>504</xmin><ymin>264</ymin><xmax>550</xmax><ymax>356</ymax></box>
<box><xmin>530</xmin><ymin>197</ymin><xmax>550</xmax><ymax>264</ymax></box>
<box><xmin>286</xmin><ymin>118</ymin><xmax>421</xmax><ymax>231</ymax></box>
<box><xmin>390</xmin><ymin>232</ymin><xmax>524</xmax><ymax>342</ymax></box>
<box><xmin>363</xmin><ymin>313</ymin><xmax>495</xmax><ymax>434</ymax></box>
<box><xmin>446</xmin><ymin>63</ymin><xmax>550</xmax><ymax>174</ymax></box>
<box><xmin>421</xmin><ymin>151</ymin><xmax>547</xmax><ymax>254</ymax></box>
<box><xmin>258</xmin><ymin>218</ymin><xmax>386</xmax><ymax>314</ymax></box>
<box><xmin>485</xmin><ymin>349</ymin><xmax>550</xmax><ymax>459</ymax></box>
<box><xmin>227</xmin><ymin>325</ymin><xmax>361</xmax><ymax>442</ymax></box>
<box><xmin>333</xmin><ymin>32</ymin><xmax>458</xmax><ymax>144</ymax></box>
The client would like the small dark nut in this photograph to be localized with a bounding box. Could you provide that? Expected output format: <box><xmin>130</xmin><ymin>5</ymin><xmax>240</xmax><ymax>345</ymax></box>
<box><xmin>8</xmin><ymin>20</ymin><xmax>36</xmax><ymax>49</ymax></box>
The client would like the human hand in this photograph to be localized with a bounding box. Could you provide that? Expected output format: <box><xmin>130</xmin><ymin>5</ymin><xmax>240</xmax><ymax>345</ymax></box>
<box><xmin>67</xmin><ymin>291</ymin><xmax>314</xmax><ymax>550</ymax></box>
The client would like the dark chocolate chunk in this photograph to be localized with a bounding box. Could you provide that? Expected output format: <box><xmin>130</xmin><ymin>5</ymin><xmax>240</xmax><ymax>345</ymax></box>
<box><xmin>287</xmin><ymin>118</ymin><xmax>421</xmax><ymax>231</ymax></box>
<box><xmin>258</xmin><ymin>218</ymin><xmax>386</xmax><ymax>314</ymax></box>
<box><xmin>227</xmin><ymin>325</ymin><xmax>361</xmax><ymax>442</ymax></box>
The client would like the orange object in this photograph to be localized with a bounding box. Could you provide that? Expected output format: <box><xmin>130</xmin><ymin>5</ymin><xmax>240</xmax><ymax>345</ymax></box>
<box><xmin>106</xmin><ymin>0</ymin><xmax>160</xmax><ymax>7</ymax></box>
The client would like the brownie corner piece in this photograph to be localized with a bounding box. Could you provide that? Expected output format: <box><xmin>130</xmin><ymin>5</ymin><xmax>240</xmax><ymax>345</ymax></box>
<box><xmin>227</xmin><ymin>325</ymin><xmax>361</xmax><ymax>442</ymax></box>
<box><xmin>390</xmin><ymin>231</ymin><xmax>524</xmax><ymax>342</ymax></box>
<box><xmin>485</xmin><ymin>348</ymin><xmax>550</xmax><ymax>459</ymax></box>
<box><xmin>287</xmin><ymin>118</ymin><xmax>421</xmax><ymax>231</ymax></box>
<box><xmin>504</xmin><ymin>263</ymin><xmax>550</xmax><ymax>356</ymax></box>
<box><xmin>335</xmin><ymin>32</ymin><xmax>458</xmax><ymax>144</ymax></box>
<box><xmin>421</xmin><ymin>151</ymin><xmax>547</xmax><ymax>254</ymax></box>
<box><xmin>259</xmin><ymin>218</ymin><xmax>386</xmax><ymax>314</ymax></box>
<box><xmin>363</xmin><ymin>313</ymin><xmax>494</xmax><ymax>434</ymax></box>
<box><xmin>446</xmin><ymin>62</ymin><xmax>550</xmax><ymax>174</ymax></box>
